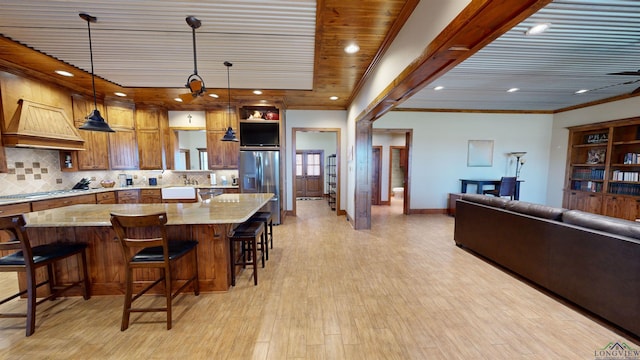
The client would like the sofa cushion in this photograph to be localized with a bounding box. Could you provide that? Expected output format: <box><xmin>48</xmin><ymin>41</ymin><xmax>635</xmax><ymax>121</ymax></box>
<box><xmin>505</xmin><ymin>200</ymin><xmax>565</xmax><ymax>220</ymax></box>
<box><xmin>562</xmin><ymin>210</ymin><xmax>640</xmax><ymax>240</ymax></box>
<box><xmin>460</xmin><ymin>193</ymin><xmax>509</xmax><ymax>208</ymax></box>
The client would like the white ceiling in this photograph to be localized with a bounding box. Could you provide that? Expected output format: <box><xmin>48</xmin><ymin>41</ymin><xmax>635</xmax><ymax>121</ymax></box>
<box><xmin>0</xmin><ymin>0</ymin><xmax>316</xmax><ymax>90</ymax></box>
<box><xmin>397</xmin><ymin>0</ymin><xmax>640</xmax><ymax>112</ymax></box>
<box><xmin>1</xmin><ymin>0</ymin><xmax>640</xmax><ymax>112</ymax></box>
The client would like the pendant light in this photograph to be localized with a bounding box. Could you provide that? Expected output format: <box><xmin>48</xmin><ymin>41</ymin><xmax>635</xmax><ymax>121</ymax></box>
<box><xmin>78</xmin><ymin>13</ymin><xmax>115</xmax><ymax>132</ymax></box>
<box><xmin>221</xmin><ymin>61</ymin><xmax>239</xmax><ymax>142</ymax></box>
<box><xmin>179</xmin><ymin>16</ymin><xmax>206</xmax><ymax>102</ymax></box>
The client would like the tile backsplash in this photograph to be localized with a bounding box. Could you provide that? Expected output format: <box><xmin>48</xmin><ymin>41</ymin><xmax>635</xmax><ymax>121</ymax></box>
<box><xmin>0</xmin><ymin>148</ymin><xmax>238</xmax><ymax>196</ymax></box>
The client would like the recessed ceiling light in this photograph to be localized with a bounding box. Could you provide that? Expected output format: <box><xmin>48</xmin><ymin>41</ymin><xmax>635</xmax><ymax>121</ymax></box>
<box><xmin>208</xmin><ymin>93</ymin><xmax>219</xmax><ymax>98</ymax></box>
<box><xmin>114</xmin><ymin>92</ymin><xmax>127</xmax><ymax>97</ymax></box>
<box><xmin>507</xmin><ymin>88</ymin><xmax>520</xmax><ymax>93</ymax></box>
<box><xmin>174</xmin><ymin>97</ymin><xmax>183</xmax><ymax>102</ymax></box>
<box><xmin>575</xmin><ymin>89</ymin><xmax>589</xmax><ymax>94</ymax></box>
<box><xmin>434</xmin><ymin>86</ymin><xmax>444</xmax><ymax>91</ymax></box>
<box><xmin>329</xmin><ymin>96</ymin><xmax>339</xmax><ymax>101</ymax></box>
<box><xmin>253</xmin><ymin>90</ymin><xmax>262</xmax><ymax>95</ymax></box>
<box><xmin>344</xmin><ymin>43</ymin><xmax>360</xmax><ymax>54</ymax></box>
<box><xmin>55</xmin><ymin>70</ymin><xmax>73</xmax><ymax>77</ymax></box>
<box><xmin>525</xmin><ymin>23</ymin><xmax>551</xmax><ymax>36</ymax></box>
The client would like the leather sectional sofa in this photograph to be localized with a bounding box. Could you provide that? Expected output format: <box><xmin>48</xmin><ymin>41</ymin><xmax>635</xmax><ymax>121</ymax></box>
<box><xmin>454</xmin><ymin>194</ymin><xmax>640</xmax><ymax>338</ymax></box>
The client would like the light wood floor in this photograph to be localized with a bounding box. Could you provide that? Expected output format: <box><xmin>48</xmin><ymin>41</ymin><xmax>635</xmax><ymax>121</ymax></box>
<box><xmin>0</xmin><ymin>197</ymin><xmax>637</xmax><ymax>359</ymax></box>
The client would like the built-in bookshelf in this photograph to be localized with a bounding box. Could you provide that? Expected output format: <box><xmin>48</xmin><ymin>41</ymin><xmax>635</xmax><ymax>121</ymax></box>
<box><xmin>564</xmin><ymin>117</ymin><xmax>640</xmax><ymax>220</ymax></box>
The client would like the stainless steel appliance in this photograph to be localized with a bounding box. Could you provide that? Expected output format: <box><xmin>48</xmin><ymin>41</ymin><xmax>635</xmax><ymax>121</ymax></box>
<box><xmin>239</xmin><ymin>150</ymin><xmax>280</xmax><ymax>224</ymax></box>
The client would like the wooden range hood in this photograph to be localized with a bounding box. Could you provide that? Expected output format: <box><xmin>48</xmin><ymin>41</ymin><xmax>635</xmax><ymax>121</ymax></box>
<box><xmin>2</xmin><ymin>99</ymin><xmax>85</xmax><ymax>151</ymax></box>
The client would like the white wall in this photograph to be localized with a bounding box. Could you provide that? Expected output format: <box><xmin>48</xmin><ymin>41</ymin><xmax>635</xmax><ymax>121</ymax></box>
<box><xmin>374</xmin><ymin>111</ymin><xmax>554</xmax><ymax>209</ymax></box>
<box><xmin>284</xmin><ymin>110</ymin><xmax>347</xmax><ymax>211</ymax></box>
<box><xmin>547</xmin><ymin>96</ymin><xmax>640</xmax><ymax>207</ymax></box>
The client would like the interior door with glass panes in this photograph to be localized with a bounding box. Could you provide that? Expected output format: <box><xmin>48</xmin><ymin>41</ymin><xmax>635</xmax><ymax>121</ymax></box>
<box><xmin>295</xmin><ymin>150</ymin><xmax>324</xmax><ymax>198</ymax></box>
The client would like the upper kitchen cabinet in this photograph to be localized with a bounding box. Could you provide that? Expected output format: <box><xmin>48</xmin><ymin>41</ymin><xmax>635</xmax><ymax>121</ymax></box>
<box><xmin>106</xmin><ymin>100</ymin><xmax>139</xmax><ymax>170</ymax></box>
<box><xmin>71</xmin><ymin>94</ymin><xmax>109</xmax><ymax>170</ymax></box>
<box><xmin>136</xmin><ymin>106</ymin><xmax>167</xmax><ymax>170</ymax></box>
<box><xmin>206</xmin><ymin>107</ymin><xmax>239</xmax><ymax>169</ymax></box>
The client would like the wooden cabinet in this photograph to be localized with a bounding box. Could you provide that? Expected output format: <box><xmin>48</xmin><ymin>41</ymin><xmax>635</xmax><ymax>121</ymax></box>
<box><xmin>0</xmin><ymin>202</ymin><xmax>31</xmax><ymax>217</ymax></box>
<box><xmin>67</xmin><ymin>94</ymin><xmax>109</xmax><ymax>170</ymax></box>
<box><xmin>564</xmin><ymin>117</ymin><xmax>640</xmax><ymax>220</ymax></box>
<box><xmin>116</xmin><ymin>189</ymin><xmax>139</xmax><ymax>204</ymax></box>
<box><xmin>107</xmin><ymin>100</ymin><xmax>139</xmax><ymax>170</ymax></box>
<box><xmin>31</xmin><ymin>193</ymin><xmax>96</xmax><ymax>211</ymax></box>
<box><xmin>96</xmin><ymin>191</ymin><xmax>116</xmax><ymax>204</ymax></box>
<box><xmin>140</xmin><ymin>189</ymin><xmax>162</xmax><ymax>203</ymax></box>
<box><xmin>206</xmin><ymin>108</ymin><xmax>239</xmax><ymax>169</ymax></box>
<box><xmin>136</xmin><ymin>107</ymin><xmax>167</xmax><ymax>170</ymax></box>
<box><xmin>223</xmin><ymin>187</ymin><xmax>240</xmax><ymax>194</ymax></box>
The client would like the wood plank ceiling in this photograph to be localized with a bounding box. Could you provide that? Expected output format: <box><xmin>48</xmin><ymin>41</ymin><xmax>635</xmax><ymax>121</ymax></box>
<box><xmin>0</xmin><ymin>0</ymin><xmax>413</xmax><ymax>110</ymax></box>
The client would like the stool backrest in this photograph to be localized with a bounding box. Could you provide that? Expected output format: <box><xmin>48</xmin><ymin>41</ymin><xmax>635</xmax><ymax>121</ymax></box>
<box><xmin>110</xmin><ymin>212</ymin><xmax>169</xmax><ymax>263</ymax></box>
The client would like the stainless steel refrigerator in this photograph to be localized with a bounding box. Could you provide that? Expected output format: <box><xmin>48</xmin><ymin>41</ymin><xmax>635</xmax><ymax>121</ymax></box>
<box><xmin>239</xmin><ymin>150</ymin><xmax>281</xmax><ymax>224</ymax></box>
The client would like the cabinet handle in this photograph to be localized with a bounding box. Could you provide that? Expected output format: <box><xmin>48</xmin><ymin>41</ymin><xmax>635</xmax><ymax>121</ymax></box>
<box><xmin>64</xmin><ymin>200</ymin><xmax>71</xmax><ymax>204</ymax></box>
<box><xmin>0</xmin><ymin>210</ymin><xmax>3</xmax><ymax>214</ymax></box>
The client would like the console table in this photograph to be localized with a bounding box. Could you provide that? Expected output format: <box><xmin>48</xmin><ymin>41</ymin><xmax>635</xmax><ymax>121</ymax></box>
<box><xmin>459</xmin><ymin>179</ymin><xmax>522</xmax><ymax>200</ymax></box>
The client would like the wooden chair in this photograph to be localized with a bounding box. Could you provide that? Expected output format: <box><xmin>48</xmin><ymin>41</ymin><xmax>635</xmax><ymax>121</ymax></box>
<box><xmin>483</xmin><ymin>176</ymin><xmax>517</xmax><ymax>200</ymax></box>
<box><xmin>0</xmin><ymin>215</ymin><xmax>90</xmax><ymax>337</ymax></box>
<box><xmin>110</xmin><ymin>211</ymin><xmax>199</xmax><ymax>331</ymax></box>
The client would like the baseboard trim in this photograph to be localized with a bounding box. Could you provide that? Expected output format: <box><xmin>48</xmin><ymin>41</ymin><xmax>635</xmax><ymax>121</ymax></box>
<box><xmin>407</xmin><ymin>208</ymin><xmax>448</xmax><ymax>215</ymax></box>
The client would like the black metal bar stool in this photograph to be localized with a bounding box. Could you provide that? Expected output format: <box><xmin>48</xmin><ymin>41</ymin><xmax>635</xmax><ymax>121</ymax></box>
<box><xmin>250</xmin><ymin>211</ymin><xmax>273</xmax><ymax>260</ymax></box>
<box><xmin>229</xmin><ymin>221</ymin><xmax>264</xmax><ymax>286</ymax></box>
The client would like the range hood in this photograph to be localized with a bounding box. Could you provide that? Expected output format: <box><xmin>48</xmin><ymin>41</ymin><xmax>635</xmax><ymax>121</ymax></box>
<box><xmin>2</xmin><ymin>99</ymin><xmax>85</xmax><ymax>151</ymax></box>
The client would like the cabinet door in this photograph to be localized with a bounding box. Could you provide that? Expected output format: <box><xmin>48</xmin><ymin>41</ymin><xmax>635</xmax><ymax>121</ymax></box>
<box><xmin>207</xmin><ymin>130</ymin><xmax>239</xmax><ymax>169</ymax></box>
<box><xmin>116</xmin><ymin>190</ymin><xmax>140</xmax><ymax>204</ymax></box>
<box><xmin>137</xmin><ymin>130</ymin><xmax>162</xmax><ymax>169</ymax></box>
<box><xmin>140</xmin><ymin>189</ymin><xmax>162</xmax><ymax>203</ymax></box>
<box><xmin>206</xmin><ymin>108</ymin><xmax>230</xmax><ymax>131</ymax></box>
<box><xmin>567</xmin><ymin>191</ymin><xmax>602</xmax><ymax>214</ymax></box>
<box><xmin>603</xmin><ymin>195</ymin><xmax>638</xmax><ymax>221</ymax></box>
<box><xmin>72</xmin><ymin>95</ymin><xmax>109</xmax><ymax>170</ymax></box>
<box><xmin>109</xmin><ymin>129</ymin><xmax>139</xmax><ymax>170</ymax></box>
<box><xmin>106</xmin><ymin>101</ymin><xmax>135</xmax><ymax>129</ymax></box>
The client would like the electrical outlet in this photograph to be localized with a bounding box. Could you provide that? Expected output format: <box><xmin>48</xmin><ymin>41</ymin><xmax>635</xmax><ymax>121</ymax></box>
<box><xmin>133</xmin><ymin>175</ymin><xmax>138</xmax><ymax>179</ymax></box>
<box><xmin>90</xmin><ymin>176</ymin><xmax>96</xmax><ymax>181</ymax></box>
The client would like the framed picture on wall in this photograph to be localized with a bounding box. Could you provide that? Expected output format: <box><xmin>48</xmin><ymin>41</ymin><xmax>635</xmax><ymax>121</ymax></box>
<box><xmin>467</xmin><ymin>140</ymin><xmax>494</xmax><ymax>167</ymax></box>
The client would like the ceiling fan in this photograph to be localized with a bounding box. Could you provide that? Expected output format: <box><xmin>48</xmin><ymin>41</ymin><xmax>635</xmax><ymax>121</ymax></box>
<box><xmin>607</xmin><ymin>69</ymin><xmax>640</xmax><ymax>94</ymax></box>
<box><xmin>179</xmin><ymin>16</ymin><xmax>206</xmax><ymax>103</ymax></box>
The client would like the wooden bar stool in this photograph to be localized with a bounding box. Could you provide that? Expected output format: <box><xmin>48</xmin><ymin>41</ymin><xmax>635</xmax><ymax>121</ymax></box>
<box><xmin>229</xmin><ymin>221</ymin><xmax>264</xmax><ymax>286</ymax></box>
<box><xmin>0</xmin><ymin>215</ymin><xmax>91</xmax><ymax>337</ymax></box>
<box><xmin>110</xmin><ymin>211</ymin><xmax>199</xmax><ymax>331</ymax></box>
<box><xmin>250</xmin><ymin>211</ymin><xmax>273</xmax><ymax>260</ymax></box>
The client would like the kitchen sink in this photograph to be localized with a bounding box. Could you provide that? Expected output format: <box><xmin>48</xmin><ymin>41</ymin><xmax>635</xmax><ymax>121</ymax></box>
<box><xmin>161</xmin><ymin>186</ymin><xmax>196</xmax><ymax>200</ymax></box>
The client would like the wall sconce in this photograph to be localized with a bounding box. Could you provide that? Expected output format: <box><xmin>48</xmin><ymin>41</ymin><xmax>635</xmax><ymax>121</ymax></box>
<box><xmin>510</xmin><ymin>151</ymin><xmax>527</xmax><ymax>178</ymax></box>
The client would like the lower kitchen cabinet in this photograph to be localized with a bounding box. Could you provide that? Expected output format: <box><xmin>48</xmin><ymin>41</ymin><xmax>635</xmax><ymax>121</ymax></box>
<box><xmin>96</xmin><ymin>191</ymin><xmax>116</xmax><ymax>204</ymax></box>
<box><xmin>140</xmin><ymin>189</ymin><xmax>162</xmax><ymax>203</ymax></box>
<box><xmin>31</xmin><ymin>193</ymin><xmax>96</xmax><ymax>211</ymax></box>
<box><xmin>116</xmin><ymin>189</ymin><xmax>140</xmax><ymax>204</ymax></box>
<box><xmin>0</xmin><ymin>202</ymin><xmax>31</xmax><ymax>217</ymax></box>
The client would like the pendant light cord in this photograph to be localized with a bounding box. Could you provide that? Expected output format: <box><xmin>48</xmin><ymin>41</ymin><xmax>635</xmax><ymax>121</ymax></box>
<box><xmin>192</xmin><ymin>27</ymin><xmax>198</xmax><ymax>75</ymax></box>
<box><xmin>87</xmin><ymin>19</ymin><xmax>98</xmax><ymax>110</ymax></box>
<box><xmin>225</xmin><ymin>61</ymin><xmax>232</xmax><ymax>128</ymax></box>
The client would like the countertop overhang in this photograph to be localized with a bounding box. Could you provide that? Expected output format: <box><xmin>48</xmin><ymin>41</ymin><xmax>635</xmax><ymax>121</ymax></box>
<box><xmin>23</xmin><ymin>193</ymin><xmax>273</xmax><ymax>227</ymax></box>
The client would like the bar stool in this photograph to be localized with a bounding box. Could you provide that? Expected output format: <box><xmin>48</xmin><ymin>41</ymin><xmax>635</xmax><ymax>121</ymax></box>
<box><xmin>110</xmin><ymin>211</ymin><xmax>199</xmax><ymax>331</ymax></box>
<box><xmin>229</xmin><ymin>221</ymin><xmax>264</xmax><ymax>286</ymax></box>
<box><xmin>0</xmin><ymin>215</ymin><xmax>91</xmax><ymax>337</ymax></box>
<box><xmin>250</xmin><ymin>211</ymin><xmax>273</xmax><ymax>260</ymax></box>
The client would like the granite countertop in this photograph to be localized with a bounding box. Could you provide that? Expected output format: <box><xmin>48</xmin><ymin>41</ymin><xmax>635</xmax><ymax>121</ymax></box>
<box><xmin>0</xmin><ymin>184</ymin><xmax>240</xmax><ymax>206</ymax></box>
<box><xmin>23</xmin><ymin>193</ymin><xmax>273</xmax><ymax>227</ymax></box>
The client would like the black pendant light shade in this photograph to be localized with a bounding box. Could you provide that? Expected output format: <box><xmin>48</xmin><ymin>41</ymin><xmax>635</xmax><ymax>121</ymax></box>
<box><xmin>221</xmin><ymin>61</ymin><xmax>239</xmax><ymax>142</ymax></box>
<box><xmin>79</xmin><ymin>13</ymin><xmax>115</xmax><ymax>132</ymax></box>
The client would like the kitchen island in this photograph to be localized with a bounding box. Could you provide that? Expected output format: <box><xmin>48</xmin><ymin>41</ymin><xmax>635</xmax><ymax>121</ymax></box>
<box><xmin>21</xmin><ymin>193</ymin><xmax>273</xmax><ymax>294</ymax></box>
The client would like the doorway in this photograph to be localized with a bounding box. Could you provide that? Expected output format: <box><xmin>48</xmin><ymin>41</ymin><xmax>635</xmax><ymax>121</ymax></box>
<box><xmin>292</xmin><ymin>128</ymin><xmax>341</xmax><ymax>217</ymax></box>
<box><xmin>371</xmin><ymin>146</ymin><xmax>382</xmax><ymax>205</ymax></box>
<box><xmin>296</xmin><ymin>150</ymin><xmax>324</xmax><ymax>199</ymax></box>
